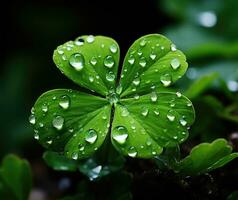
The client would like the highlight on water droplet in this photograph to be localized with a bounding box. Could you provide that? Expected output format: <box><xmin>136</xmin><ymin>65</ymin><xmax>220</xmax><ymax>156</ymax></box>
<box><xmin>150</xmin><ymin>91</ymin><xmax>157</xmax><ymax>102</ymax></box>
<box><xmin>133</xmin><ymin>77</ymin><xmax>140</xmax><ymax>86</ymax></box>
<box><xmin>86</xmin><ymin>35</ymin><xmax>95</xmax><ymax>43</ymax></box>
<box><xmin>154</xmin><ymin>108</ymin><xmax>160</xmax><ymax>116</ymax></box>
<box><xmin>128</xmin><ymin>55</ymin><xmax>135</xmax><ymax>65</ymax></box>
<box><xmin>141</xmin><ymin>107</ymin><xmax>149</xmax><ymax>117</ymax></box>
<box><xmin>170</xmin><ymin>44</ymin><xmax>177</xmax><ymax>51</ymax></box>
<box><xmin>59</xmin><ymin>95</ymin><xmax>70</xmax><ymax>110</ymax></box>
<box><xmin>90</xmin><ymin>57</ymin><xmax>97</xmax><ymax>66</ymax></box>
<box><xmin>170</xmin><ymin>58</ymin><xmax>180</xmax><ymax>70</ymax></box>
<box><xmin>140</xmin><ymin>39</ymin><xmax>147</xmax><ymax>47</ymax></box>
<box><xmin>179</xmin><ymin>117</ymin><xmax>187</xmax><ymax>126</ymax></box>
<box><xmin>139</xmin><ymin>57</ymin><xmax>147</xmax><ymax>67</ymax></box>
<box><xmin>89</xmin><ymin>76</ymin><xmax>94</xmax><ymax>83</ymax></box>
<box><xmin>52</xmin><ymin>116</ymin><xmax>64</xmax><ymax>130</ymax></box>
<box><xmin>128</xmin><ymin>146</ymin><xmax>137</xmax><ymax>157</ymax></box>
<box><xmin>104</xmin><ymin>55</ymin><xmax>115</xmax><ymax>68</ymax></box>
<box><xmin>29</xmin><ymin>114</ymin><xmax>36</xmax><ymax>125</ymax></box>
<box><xmin>176</xmin><ymin>92</ymin><xmax>182</xmax><ymax>97</ymax></box>
<box><xmin>69</xmin><ymin>53</ymin><xmax>85</xmax><ymax>71</ymax></box>
<box><xmin>150</xmin><ymin>52</ymin><xmax>156</xmax><ymax>60</ymax></box>
<box><xmin>160</xmin><ymin>74</ymin><xmax>172</xmax><ymax>87</ymax></box>
<box><xmin>166</xmin><ymin>110</ymin><xmax>175</xmax><ymax>122</ymax></box>
<box><xmin>85</xmin><ymin>129</ymin><xmax>98</xmax><ymax>144</ymax></box>
<box><xmin>112</xmin><ymin>126</ymin><xmax>128</xmax><ymax>145</ymax></box>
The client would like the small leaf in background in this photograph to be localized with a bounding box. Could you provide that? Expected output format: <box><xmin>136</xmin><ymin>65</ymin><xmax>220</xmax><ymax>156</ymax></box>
<box><xmin>0</xmin><ymin>154</ymin><xmax>32</xmax><ymax>200</ymax></box>
<box><xmin>43</xmin><ymin>151</ymin><xmax>78</xmax><ymax>171</ymax></box>
<box><xmin>176</xmin><ymin>138</ymin><xmax>238</xmax><ymax>176</ymax></box>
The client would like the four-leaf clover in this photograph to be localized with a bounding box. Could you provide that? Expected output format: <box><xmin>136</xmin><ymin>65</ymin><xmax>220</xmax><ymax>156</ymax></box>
<box><xmin>29</xmin><ymin>34</ymin><xmax>195</xmax><ymax>160</ymax></box>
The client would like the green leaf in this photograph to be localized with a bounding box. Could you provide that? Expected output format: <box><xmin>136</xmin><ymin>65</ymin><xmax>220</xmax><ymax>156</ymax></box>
<box><xmin>119</xmin><ymin>34</ymin><xmax>188</xmax><ymax>97</ymax></box>
<box><xmin>111</xmin><ymin>92</ymin><xmax>194</xmax><ymax>158</ymax></box>
<box><xmin>43</xmin><ymin>151</ymin><xmax>78</xmax><ymax>171</ymax></box>
<box><xmin>31</xmin><ymin>89</ymin><xmax>111</xmax><ymax>160</ymax></box>
<box><xmin>185</xmin><ymin>73</ymin><xmax>219</xmax><ymax>99</ymax></box>
<box><xmin>53</xmin><ymin>35</ymin><xmax>120</xmax><ymax>96</ymax></box>
<box><xmin>0</xmin><ymin>154</ymin><xmax>32</xmax><ymax>200</ymax></box>
<box><xmin>176</xmin><ymin>139</ymin><xmax>238</xmax><ymax>176</ymax></box>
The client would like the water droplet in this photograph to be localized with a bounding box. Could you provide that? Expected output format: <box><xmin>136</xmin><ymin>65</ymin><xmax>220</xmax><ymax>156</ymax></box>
<box><xmin>89</xmin><ymin>76</ymin><xmax>94</xmax><ymax>83</ymax></box>
<box><xmin>179</xmin><ymin>118</ymin><xmax>187</xmax><ymax>126</ymax></box>
<box><xmin>176</xmin><ymin>92</ymin><xmax>182</xmax><ymax>97</ymax></box>
<box><xmin>134</xmin><ymin>94</ymin><xmax>140</xmax><ymax>100</ymax></box>
<box><xmin>187</xmin><ymin>102</ymin><xmax>192</xmax><ymax>107</ymax></box>
<box><xmin>160</xmin><ymin>74</ymin><xmax>172</xmax><ymax>87</ymax></box>
<box><xmin>146</xmin><ymin>140</ymin><xmax>152</xmax><ymax>146</ymax></box>
<box><xmin>39</xmin><ymin>123</ymin><xmax>44</xmax><ymax>128</ymax></box>
<box><xmin>31</xmin><ymin>107</ymin><xmax>35</xmax><ymax>114</ymax></box>
<box><xmin>150</xmin><ymin>92</ymin><xmax>157</xmax><ymax>102</ymax></box>
<box><xmin>139</xmin><ymin>57</ymin><xmax>147</xmax><ymax>67</ymax></box>
<box><xmin>112</xmin><ymin>126</ymin><xmax>128</xmax><ymax>145</ymax></box>
<box><xmin>140</xmin><ymin>39</ymin><xmax>147</xmax><ymax>47</ymax></box>
<box><xmin>69</xmin><ymin>53</ymin><xmax>85</xmax><ymax>71</ymax></box>
<box><xmin>90</xmin><ymin>57</ymin><xmax>97</xmax><ymax>66</ymax></box>
<box><xmin>121</xmin><ymin>107</ymin><xmax>129</xmax><ymax>117</ymax></box>
<box><xmin>85</xmin><ymin>129</ymin><xmax>98</xmax><ymax>144</ymax></box>
<box><xmin>181</xmin><ymin>131</ymin><xmax>186</xmax><ymax>135</ymax></box>
<box><xmin>154</xmin><ymin>108</ymin><xmax>160</xmax><ymax>116</ymax></box>
<box><xmin>152</xmin><ymin>151</ymin><xmax>157</xmax><ymax>155</ymax></box>
<box><xmin>34</xmin><ymin>132</ymin><xmax>39</xmax><ymax>140</ymax></box>
<box><xmin>52</xmin><ymin>116</ymin><xmax>64</xmax><ymax>130</ymax></box>
<box><xmin>133</xmin><ymin>77</ymin><xmax>140</xmax><ymax>86</ymax></box>
<box><xmin>104</xmin><ymin>55</ymin><xmax>115</xmax><ymax>68</ymax></box>
<box><xmin>69</xmin><ymin>128</ymin><xmax>74</xmax><ymax>133</ymax></box>
<box><xmin>170</xmin><ymin>58</ymin><xmax>180</xmax><ymax>70</ymax></box>
<box><xmin>116</xmin><ymin>84</ymin><xmax>122</xmax><ymax>94</ymax></box>
<box><xmin>110</xmin><ymin>43</ymin><xmax>118</xmax><ymax>53</ymax></box>
<box><xmin>107</xmin><ymin>92</ymin><xmax>119</xmax><ymax>105</ymax></box>
<box><xmin>86</xmin><ymin>35</ymin><xmax>95</xmax><ymax>43</ymax></box>
<box><xmin>131</xmin><ymin>125</ymin><xmax>136</xmax><ymax>130</ymax></box>
<box><xmin>169</xmin><ymin>99</ymin><xmax>175</xmax><ymax>107</ymax></box>
<box><xmin>137</xmin><ymin>50</ymin><xmax>143</xmax><ymax>56</ymax></box>
<box><xmin>128</xmin><ymin>146</ymin><xmax>137</xmax><ymax>157</ymax></box>
<box><xmin>57</xmin><ymin>49</ymin><xmax>64</xmax><ymax>55</ymax></box>
<box><xmin>106</xmin><ymin>71</ymin><xmax>115</xmax><ymax>82</ymax></box>
<box><xmin>62</xmin><ymin>55</ymin><xmax>67</xmax><ymax>61</ymax></box>
<box><xmin>72</xmin><ymin>152</ymin><xmax>78</xmax><ymax>160</ymax></box>
<box><xmin>79</xmin><ymin>145</ymin><xmax>85</xmax><ymax>151</ymax></box>
<box><xmin>173</xmin><ymin>136</ymin><xmax>178</xmax><ymax>140</ymax></box>
<box><xmin>75</xmin><ymin>38</ymin><xmax>84</xmax><ymax>46</ymax></box>
<box><xmin>167</xmin><ymin>111</ymin><xmax>175</xmax><ymax>122</ymax></box>
<box><xmin>29</xmin><ymin>114</ymin><xmax>36</xmax><ymax>125</ymax></box>
<box><xmin>41</xmin><ymin>104</ymin><xmax>48</xmax><ymax>113</ymax></box>
<box><xmin>52</xmin><ymin>96</ymin><xmax>57</xmax><ymax>100</ymax></box>
<box><xmin>150</xmin><ymin>52</ymin><xmax>156</xmax><ymax>60</ymax></box>
<box><xmin>170</xmin><ymin>44</ymin><xmax>177</xmax><ymax>51</ymax></box>
<box><xmin>59</xmin><ymin>95</ymin><xmax>70</xmax><ymax>110</ymax></box>
<box><xmin>141</xmin><ymin>107</ymin><xmax>149</xmax><ymax>117</ymax></box>
<box><xmin>128</xmin><ymin>55</ymin><xmax>135</xmax><ymax>65</ymax></box>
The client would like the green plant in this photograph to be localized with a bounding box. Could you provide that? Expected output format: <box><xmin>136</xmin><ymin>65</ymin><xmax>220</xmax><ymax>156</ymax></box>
<box><xmin>29</xmin><ymin>34</ymin><xmax>238</xmax><ymax>177</ymax></box>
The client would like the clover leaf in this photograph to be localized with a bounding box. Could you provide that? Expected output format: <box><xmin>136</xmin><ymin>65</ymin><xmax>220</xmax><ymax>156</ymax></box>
<box><xmin>176</xmin><ymin>138</ymin><xmax>238</xmax><ymax>176</ymax></box>
<box><xmin>29</xmin><ymin>34</ymin><xmax>195</xmax><ymax>160</ymax></box>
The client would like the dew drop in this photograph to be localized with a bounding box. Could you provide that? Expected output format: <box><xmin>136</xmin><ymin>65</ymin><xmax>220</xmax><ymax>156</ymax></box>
<box><xmin>160</xmin><ymin>74</ymin><xmax>172</xmax><ymax>87</ymax></box>
<box><xmin>106</xmin><ymin>71</ymin><xmax>115</xmax><ymax>82</ymax></box>
<box><xmin>85</xmin><ymin>129</ymin><xmax>98</xmax><ymax>144</ymax></box>
<box><xmin>150</xmin><ymin>92</ymin><xmax>157</xmax><ymax>102</ymax></box>
<box><xmin>176</xmin><ymin>92</ymin><xmax>182</xmax><ymax>97</ymax></box>
<box><xmin>104</xmin><ymin>55</ymin><xmax>115</xmax><ymax>68</ymax></box>
<box><xmin>179</xmin><ymin>118</ymin><xmax>187</xmax><ymax>126</ymax></box>
<box><xmin>110</xmin><ymin>43</ymin><xmax>118</xmax><ymax>53</ymax></box>
<box><xmin>89</xmin><ymin>76</ymin><xmax>94</xmax><ymax>83</ymax></box>
<box><xmin>57</xmin><ymin>49</ymin><xmax>64</xmax><ymax>55</ymax></box>
<box><xmin>146</xmin><ymin>140</ymin><xmax>152</xmax><ymax>146</ymax></box>
<box><xmin>46</xmin><ymin>139</ymin><xmax>52</xmax><ymax>145</ymax></box>
<box><xmin>128</xmin><ymin>55</ymin><xmax>135</xmax><ymax>65</ymax></box>
<box><xmin>133</xmin><ymin>78</ymin><xmax>140</xmax><ymax>86</ymax></box>
<box><xmin>42</xmin><ymin>104</ymin><xmax>48</xmax><ymax>113</ymax></box>
<box><xmin>167</xmin><ymin>111</ymin><xmax>175</xmax><ymax>122</ymax></box>
<box><xmin>112</xmin><ymin>126</ymin><xmax>128</xmax><ymax>145</ymax></box>
<box><xmin>29</xmin><ymin>114</ymin><xmax>36</xmax><ymax>125</ymax></box>
<box><xmin>69</xmin><ymin>53</ymin><xmax>85</xmax><ymax>71</ymax></box>
<box><xmin>90</xmin><ymin>57</ymin><xmax>97</xmax><ymax>66</ymax></box>
<box><xmin>86</xmin><ymin>35</ymin><xmax>95</xmax><ymax>43</ymax></box>
<box><xmin>173</xmin><ymin>136</ymin><xmax>178</xmax><ymax>140</ymax></box>
<box><xmin>34</xmin><ymin>132</ymin><xmax>39</xmax><ymax>140</ymax></box>
<box><xmin>154</xmin><ymin>108</ymin><xmax>160</xmax><ymax>116</ymax></box>
<box><xmin>150</xmin><ymin>52</ymin><xmax>157</xmax><ymax>60</ymax></box>
<box><xmin>141</xmin><ymin>107</ymin><xmax>149</xmax><ymax>117</ymax></box>
<box><xmin>72</xmin><ymin>152</ymin><xmax>78</xmax><ymax>160</ymax></box>
<box><xmin>187</xmin><ymin>102</ymin><xmax>192</xmax><ymax>107</ymax></box>
<box><xmin>59</xmin><ymin>95</ymin><xmax>70</xmax><ymax>110</ymax></box>
<box><xmin>128</xmin><ymin>146</ymin><xmax>137</xmax><ymax>157</ymax></box>
<box><xmin>52</xmin><ymin>116</ymin><xmax>64</xmax><ymax>130</ymax></box>
<box><xmin>170</xmin><ymin>44</ymin><xmax>177</xmax><ymax>51</ymax></box>
<box><xmin>134</xmin><ymin>94</ymin><xmax>140</xmax><ymax>100</ymax></box>
<box><xmin>121</xmin><ymin>107</ymin><xmax>129</xmax><ymax>117</ymax></box>
<box><xmin>139</xmin><ymin>57</ymin><xmax>147</xmax><ymax>67</ymax></box>
<box><xmin>170</xmin><ymin>58</ymin><xmax>180</xmax><ymax>70</ymax></box>
<box><xmin>75</xmin><ymin>38</ymin><xmax>84</xmax><ymax>46</ymax></box>
<box><xmin>31</xmin><ymin>107</ymin><xmax>35</xmax><ymax>114</ymax></box>
<box><xmin>140</xmin><ymin>39</ymin><xmax>147</xmax><ymax>47</ymax></box>
<box><xmin>116</xmin><ymin>84</ymin><xmax>122</xmax><ymax>94</ymax></box>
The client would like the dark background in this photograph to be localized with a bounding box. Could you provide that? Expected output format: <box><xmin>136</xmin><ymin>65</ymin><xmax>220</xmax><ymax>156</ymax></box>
<box><xmin>1</xmin><ymin>0</ymin><xmax>238</xmax><ymax>199</ymax></box>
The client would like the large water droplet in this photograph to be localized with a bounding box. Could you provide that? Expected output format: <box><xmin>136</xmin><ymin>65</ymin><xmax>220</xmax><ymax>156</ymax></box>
<box><xmin>112</xmin><ymin>126</ymin><xmax>128</xmax><ymax>145</ymax></box>
<box><xmin>170</xmin><ymin>44</ymin><xmax>177</xmax><ymax>51</ymax></box>
<box><xmin>72</xmin><ymin>152</ymin><xmax>78</xmax><ymax>160</ymax></box>
<box><xmin>128</xmin><ymin>146</ymin><xmax>137</xmax><ymax>157</ymax></box>
<box><xmin>85</xmin><ymin>129</ymin><xmax>98</xmax><ymax>144</ymax></box>
<box><xmin>52</xmin><ymin>116</ymin><xmax>64</xmax><ymax>130</ymax></box>
<box><xmin>69</xmin><ymin>53</ymin><xmax>85</xmax><ymax>71</ymax></box>
<box><xmin>29</xmin><ymin>114</ymin><xmax>36</xmax><ymax>125</ymax></box>
<box><xmin>59</xmin><ymin>95</ymin><xmax>70</xmax><ymax>110</ymax></box>
<box><xmin>104</xmin><ymin>55</ymin><xmax>115</xmax><ymax>68</ymax></box>
<box><xmin>141</xmin><ymin>107</ymin><xmax>149</xmax><ymax>117</ymax></box>
<box><xmin>160</xmin><ymin>74</ymin><xmax>172</xmax><ymax>87</ymax></box>
<box><xmin>167</xmin><ymin>111</ymin><xmax>175</xmax><ymax>122</ymax></box>
<box><xmin>133</xmin><ymin>77</ymin><xmax>140</xmax><ymax>86</ymax></box>
<box><xmin>128</xmin><ymin>55</ymin><xmax>135</xmax><ymax>65</ymax></box>
<box><xmin>110</xmin><ymin>43</ymin><xmax>118</xmax><ymax>53</ymax></box>
<box><xmin>139</xmin><ymin>57</ymin><xmax>147</xmax><ymax>67</ymax></box>
<box><xmin>170</xmin><ymin>58</ymin><xmax>180</xmax><ymax>70</ymax></box>
<box><xmin>75</xmin><ymin>38</ymin><xmax>84</xmax><ymax>46</ymax></box>
<box><xmin>150</xmin><ymin>92</ymin><xmax>157</xmax><ymax>102</ymax></box>
<box><xmin>90</xmin><ymin>57</ymin><xmax>97</xmax><ymax>66</ymax></box>
<box><xmin>106</xmin><ymin>71</ymin><xmax>115</xmax><ymax>82</ymax></box>
<box><xmin>86</xmin><ymin>35</ymin><xmax>95</xmax><ymax>43</ymax></box>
